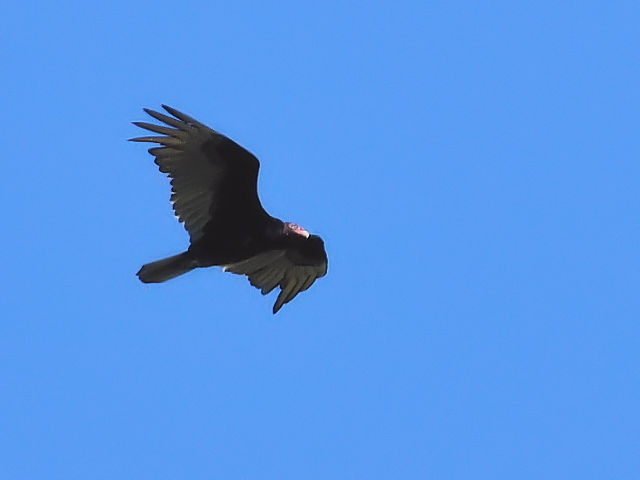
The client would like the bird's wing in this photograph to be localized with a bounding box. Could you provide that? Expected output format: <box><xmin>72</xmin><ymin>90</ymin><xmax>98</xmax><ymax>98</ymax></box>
<box><xmin>223</xmin><ymin>235</ymin><xmax>328</xmax><ymax>313</ymax></box>
<box><xmin>130</xmin><ymin>105</ymin><xmax>267</xmax><ymax>242</ymax></box>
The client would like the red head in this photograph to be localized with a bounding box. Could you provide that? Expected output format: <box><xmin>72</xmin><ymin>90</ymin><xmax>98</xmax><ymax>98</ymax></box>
<box><xmin>284</xmin><ymin>222</ymin><xmax>310</xmax><ymax>239</ymax></box>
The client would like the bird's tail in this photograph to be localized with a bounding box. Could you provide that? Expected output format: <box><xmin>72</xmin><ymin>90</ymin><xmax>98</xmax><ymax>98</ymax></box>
<box><xmin>137</xmin><ymin>252</ymin><xmax>196</xmax><ymax>283</ymax></box>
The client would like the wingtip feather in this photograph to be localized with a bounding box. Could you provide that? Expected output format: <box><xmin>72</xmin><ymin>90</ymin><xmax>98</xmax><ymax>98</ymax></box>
<box><xmin>162</xmin><ymin>104</ymin><xmax>208</xmax><ymax>129</ymax></box>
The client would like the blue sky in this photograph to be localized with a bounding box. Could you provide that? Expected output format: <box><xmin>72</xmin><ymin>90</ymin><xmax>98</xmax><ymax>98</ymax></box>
<box><xmin>1</xmin><ymin>1</ymin><xmax>639</xmax><ymax>478</ymax></box>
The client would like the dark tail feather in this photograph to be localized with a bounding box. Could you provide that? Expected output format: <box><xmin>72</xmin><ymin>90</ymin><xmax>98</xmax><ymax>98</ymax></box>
<box><xmin>137</xmin><ymin>252</ymin><xmax>196</xmax><ymax>283</ymax></box>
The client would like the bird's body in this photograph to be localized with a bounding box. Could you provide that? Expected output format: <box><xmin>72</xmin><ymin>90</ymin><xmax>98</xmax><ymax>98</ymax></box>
<box><xmin>131</xmin><ymin>105</ymin><xmax>327</xmax><ymax>313</ymax></box>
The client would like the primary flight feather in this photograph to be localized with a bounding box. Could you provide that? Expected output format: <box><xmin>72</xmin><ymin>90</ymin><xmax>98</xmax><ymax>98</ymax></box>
<box><xmin>131</xmin><ymin>105</ymin><xmax>328</xmax><ymax>313</ymax></box>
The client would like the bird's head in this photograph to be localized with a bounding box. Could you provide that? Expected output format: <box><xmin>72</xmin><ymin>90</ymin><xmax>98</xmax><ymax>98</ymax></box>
<box><xmin>284</xmin><ymin>222</ymin><xmax>310</xmax><ymax>239</ymax></box>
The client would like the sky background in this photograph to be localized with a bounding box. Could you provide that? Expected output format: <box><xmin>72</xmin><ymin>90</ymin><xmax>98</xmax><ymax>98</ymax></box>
<box><xmin>1</xmin><ymin>1</ymin><xmax>639</xmax><ymax>479</ymax></box>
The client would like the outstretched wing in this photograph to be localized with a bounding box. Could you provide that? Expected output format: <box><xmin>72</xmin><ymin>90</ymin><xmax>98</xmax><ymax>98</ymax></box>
<box><xmin>130</xmin><ymin>105</ymin><xmax>268</xmax><ymax>242</ymax></box>
<box><xmin>223</xmin><ymin>235</ymin><xmax>328</xmax><ymax>314</ymax></box>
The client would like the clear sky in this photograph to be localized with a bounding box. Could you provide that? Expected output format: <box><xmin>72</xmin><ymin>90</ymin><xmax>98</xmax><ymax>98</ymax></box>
<box><xmin>1</xmin><ymin>1</ymin><xmax>639</xmax><ymax>479</ymax></box>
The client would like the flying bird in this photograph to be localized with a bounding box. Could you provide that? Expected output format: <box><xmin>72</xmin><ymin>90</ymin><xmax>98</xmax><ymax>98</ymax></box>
<box><xmin>130</xmin><ymin>105</ymin><xmax>328</xmax><ymax>313</ymax></box>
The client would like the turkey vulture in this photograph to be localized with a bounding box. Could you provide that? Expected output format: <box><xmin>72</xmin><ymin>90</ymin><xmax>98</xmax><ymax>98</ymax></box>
<box><xmin>130</xmin><ymin>105</ymin><xmax>328</xmax><ymax>314</ymax></box>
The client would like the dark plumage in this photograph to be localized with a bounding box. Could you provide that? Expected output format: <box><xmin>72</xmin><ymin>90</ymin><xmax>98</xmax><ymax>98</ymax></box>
<box><xmin>131</xmin><ymin>105</ymin><xmax>328</xmax><ymax>313</ymax></box>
